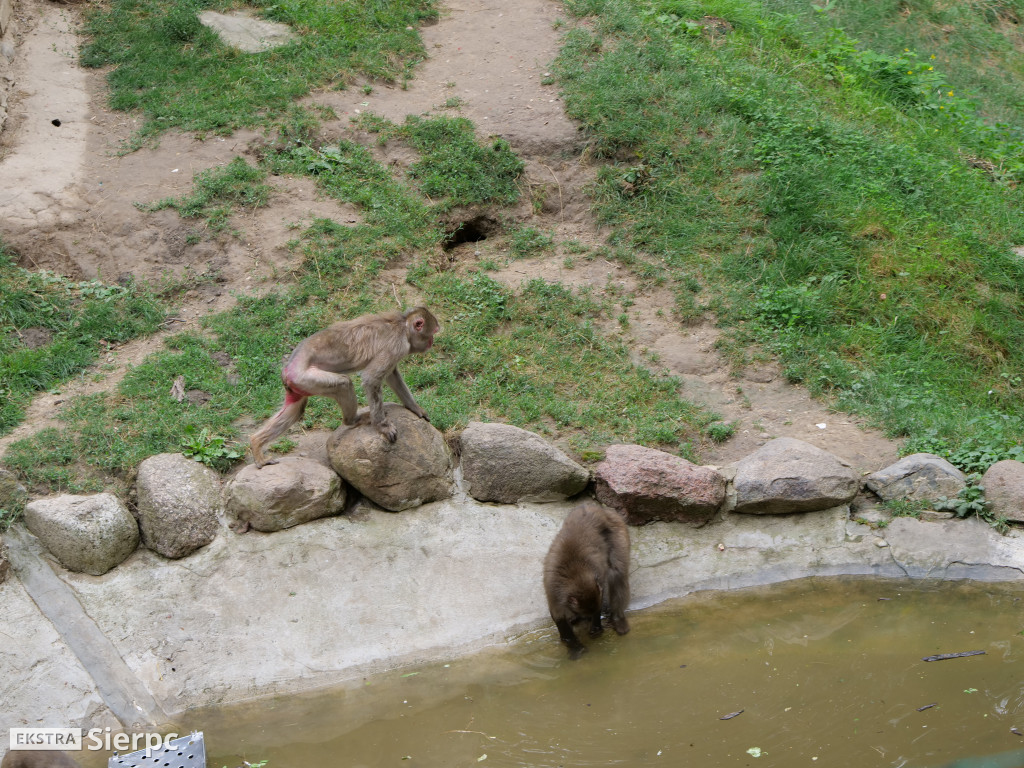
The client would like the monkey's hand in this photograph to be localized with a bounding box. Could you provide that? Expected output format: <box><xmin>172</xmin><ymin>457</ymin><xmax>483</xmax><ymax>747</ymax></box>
<box><xmin>409</xmin><ymin>404</ymin><xmax>430</xmax><ymax>421</ymax></box>
<box><xmin>377</xmin><ymin>420</ymin><xmax>399</xmax><ymax>442</ymax></box>
<box><xmin>568</xmin><ymin>645</ymin><xmax>588</xmax><ymax>661</ymax></box>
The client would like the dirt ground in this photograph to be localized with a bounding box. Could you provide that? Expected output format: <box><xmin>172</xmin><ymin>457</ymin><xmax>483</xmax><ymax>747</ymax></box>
<box><xmin>0</xmin><ymin>0</ymin><xmax>902</xmax><ymax>473</ymax></box>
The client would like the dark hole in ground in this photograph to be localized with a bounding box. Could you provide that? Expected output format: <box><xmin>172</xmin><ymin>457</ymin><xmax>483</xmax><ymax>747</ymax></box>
<box><xmin>442</xmin><ymin>215</ymin><xmax>499</xmax><ymax>251</ymax></box>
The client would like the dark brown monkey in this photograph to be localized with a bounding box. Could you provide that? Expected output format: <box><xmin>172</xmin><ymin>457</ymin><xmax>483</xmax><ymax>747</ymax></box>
<box><xmin>1</xmin><ymin>751</ymin><xmax>79</xmax><ymax>768</ymax></box>
<box><xmin>543</xmin><ymin>499</ymin><xmax>631</xmax><ymax>659</ymax></box>
<box><xmin>249</xmin><ymin>306</ymin><xmax>440</xmax><ymax>468</ymax></box>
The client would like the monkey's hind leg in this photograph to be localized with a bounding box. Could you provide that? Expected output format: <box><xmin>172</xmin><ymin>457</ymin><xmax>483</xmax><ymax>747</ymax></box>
<box><xmin>250</xmin><ymin>392</ymin><xmax>308</xmax><ymax>468</ymax></box>
<box><xmin>326</xmin><ymin>376</ymin><xmax>359</xmax><ymax>426</ymax></box>
<box><xmin>606</xmin><ymin>568</ymin><xmax>631</xmax><ymax>635</ymax></box>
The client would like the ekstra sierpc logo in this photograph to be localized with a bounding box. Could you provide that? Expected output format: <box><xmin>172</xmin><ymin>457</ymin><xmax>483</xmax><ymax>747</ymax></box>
<box><xmin>8</xmin><ymin>729</ymin><xmax>181</xmax><ymax>752</ymax></box>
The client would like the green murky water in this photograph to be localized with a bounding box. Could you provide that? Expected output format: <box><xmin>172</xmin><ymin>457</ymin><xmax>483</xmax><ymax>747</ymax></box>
<box><xmin>182</xmin><ymin>578</ymin><xmax>1024</xmax><ymax>767</ymax></box>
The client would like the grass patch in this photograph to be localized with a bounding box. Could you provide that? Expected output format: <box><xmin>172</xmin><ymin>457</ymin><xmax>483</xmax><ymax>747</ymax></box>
<box><xmin>554</xmin><ymin>0</ymin><xmax>1024</xmax><ymax>470</ymax></box>
<box><xmin>140</xmin><ymin>157</ymin><xmax>272</xmax><ymax>235</ymax></box>
<box><xmin>704</xmin><ymin>420</ymin><xmax>736</xmax><ymax>443</ymax></box>
<box><xmin>769</xmin><ymin>0</ymin><xmax>1024</xmax><ymax>131</ymax></box>
<box><xmin>881</xmin><ymin>497</ymin><xmax>928</xmax><ymax>519</ymax></box>
<box><xmin>4</xmin><ymin>333</ymin><xmax>254</xmax><ymax>495</ymax></box>
<box><xmin>79</xmin><ymin>0</ymin><xmax>437</xmax><ymax>143</ymax></box>
<box><xmin>356</xmin><ymin>113</ymin><xmax>525</xmax><ymax>209</ymax></box>
<box><xmin>414</xmin><ymin>275</ymin><xmax>707</xmax><ymax>454</ymax></box>
<box><xmin>0</xmin><ymin>243</ymin><xmax>166</xmax><ymax>437</ymax></box>
<box><xmin>509</xmin><ymin>226</ymin><xmax>556</xmax><ymax>257</ymax></box>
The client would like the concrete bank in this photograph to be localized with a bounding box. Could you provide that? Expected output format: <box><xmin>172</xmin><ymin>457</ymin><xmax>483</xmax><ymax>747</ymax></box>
<box><xmin>3</xmin><ymin>495</ymin><xmax>1024</xmax><ymax>750</ymax></box>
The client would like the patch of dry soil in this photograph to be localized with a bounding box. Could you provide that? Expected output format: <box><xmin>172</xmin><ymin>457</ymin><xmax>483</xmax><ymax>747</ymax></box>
<box><xmin>0</xmin><ymin>0</ymin><xmax>901</xmax><ymax>473</ymax></box>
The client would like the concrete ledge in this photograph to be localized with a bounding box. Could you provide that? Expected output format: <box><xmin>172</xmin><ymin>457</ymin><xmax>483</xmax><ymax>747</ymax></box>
<box><xmin>2</xmin><ymin>498</ymin><xmax>1023</xmax><ymax>740</ymax></box>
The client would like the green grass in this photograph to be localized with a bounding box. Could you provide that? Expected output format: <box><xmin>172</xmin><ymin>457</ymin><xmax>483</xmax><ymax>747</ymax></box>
<box><xmin>4</xmin><ymin>330</ymin><xmax>266</xmax><ymax>495</ymax></box>
<box><xmin>766</xmin><ymin>0</ymin><xmax>1024</xmax><ymax>129</ymax></box>
<box><xmin>0</xmin><ymin>244</ymin><xmax>166</xmax><ymax>436</ymax></box>
<box><xmin>415</xmin><ymin>275</ymin><xmax>707</xmax><ymax>453</ymax></box>
<box><xmin>79</xmin><ymin>0</ymin><xmax>437</xmax><ymax>143</ymax></box>
<box><xmin>7</xmin><ymin>0</ymin><xmax>1024</xmax><ymax>498</ymax></box>
<box><xmin>356</xmin><ymin>113</ymin><xmax>525</xmax><ymax>209</ymax></box>
<box><xmin>554</xmin><ymin>0</ymin><xmax>1024</xmax><ymax>470</ymax></box>
<box><xmin>140</xmin><ymin>157</ymin><xmax>273</xmax><ymax>235</ymax></box>
<box><xmin>509</xmin><ymin>226</ymin><xmax>556</xmax><ymax>257</ymax></box>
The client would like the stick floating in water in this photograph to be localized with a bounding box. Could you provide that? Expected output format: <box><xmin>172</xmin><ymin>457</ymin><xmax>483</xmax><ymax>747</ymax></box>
<box><xmin>720</xmin><ymin>710</ymin><xmax>744</xmax><ymax>720</ymax></box>
<box><xmin>922</xmin><ymin>650</ymin><xmax>986</xmax><ymax>662</ymax></box>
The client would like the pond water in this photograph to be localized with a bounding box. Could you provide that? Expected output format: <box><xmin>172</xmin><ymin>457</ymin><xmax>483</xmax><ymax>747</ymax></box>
<box><xmin>182</xmin><ymin>577</ymin><xmax>1024</xmax><ymax>768</ymax></box>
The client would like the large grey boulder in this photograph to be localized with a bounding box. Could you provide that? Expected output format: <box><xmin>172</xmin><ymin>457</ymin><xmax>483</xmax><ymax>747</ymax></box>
<box><xmin>225</xmin><ymin>457</ymin><xmax>347</xmax><ymax>532</ymax></box>
<box><xmin>594</xmin><ymin>444</ymin><xmax>725</xmax><ymax>526</ymax></box>
<box><xmin>136</xmin><ymin>453</ymin><xmax>222</xmax><ymax>559</ymax></box>
<box><xmin>981</xmin><ymin>460</ymin><xmax>1024</xmax><ymax>523</ymax></box>
<box><xmin>460</xmin><ymin>421</ymin><xmax>589</xmax><ymax>503</ymax></box>
<box><xmin>327</xmin><ymin>404</ymin><xmax>454</xmax><ymax>512</ymax></box>
<box><xmin>23</xmin><ymin>494</ymin><xmax>139</xmax><ymax>575</ymax></box>
<box><xmin>865</xmin><ymin>453</ymin><xmax>966</xmax><ymax>503</ymax></box>
<box><xmin>732</xmin><ymin>437</ymin><xmax>859</xmax><ymax>515</ymax></box>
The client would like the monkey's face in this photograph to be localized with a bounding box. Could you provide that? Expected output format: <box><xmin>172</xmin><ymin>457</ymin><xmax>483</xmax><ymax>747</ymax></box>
<box><xmin>568</xmin><ymin>581</ymin><xmax>602</xmax><ymax>623</ymax></box>
<box><xmin>409</xmin><ymin>311</ymin><xmax>441</xmax><ymax>352</ymax></box>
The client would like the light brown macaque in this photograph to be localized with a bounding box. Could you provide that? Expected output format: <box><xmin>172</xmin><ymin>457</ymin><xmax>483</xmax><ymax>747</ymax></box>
<box><xmin>1</xmin><ymin>751</ymin><xmax>80</xmax><ymax>768</ymax></box>
<box><xmin>249</xmin><ymin>307</ymin><xmax>440</xmax><ymax>468</ymax></box>
<box><xmin>543</xmin><ymin>499</ymin><xmax>631</xmax><ymax>660</ymax></box>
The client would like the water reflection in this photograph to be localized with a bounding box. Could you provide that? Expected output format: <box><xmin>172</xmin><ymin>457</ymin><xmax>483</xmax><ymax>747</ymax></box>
<box><xmin>181</xmin><ymin>577</ymin><xmax>1024</xmax><ymax>768</ymax></box>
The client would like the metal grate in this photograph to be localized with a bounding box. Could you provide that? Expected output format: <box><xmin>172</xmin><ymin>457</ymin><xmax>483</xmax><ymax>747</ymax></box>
<box><xmin>108</xmin><ymin>732</ymin><xmax>205</xmax><ymax>768</ymax></box>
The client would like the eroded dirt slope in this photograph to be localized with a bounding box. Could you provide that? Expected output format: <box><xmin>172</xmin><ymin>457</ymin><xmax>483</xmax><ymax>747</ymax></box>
<box><xmin>0</xmin><ymin>0</ymin><xmax>901</xmax><ymax>472</ymax></box>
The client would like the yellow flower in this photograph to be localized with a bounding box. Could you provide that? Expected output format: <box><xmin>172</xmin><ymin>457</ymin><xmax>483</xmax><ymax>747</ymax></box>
<box><xmin>948</xmin><ymin>90</ymin><xmax>954</xmax><ymax>96</ymax></box>
<box><xmin>927</xmin><ymin>66</ymin><xmax>933</xmax><ymax>70</ymax></box>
